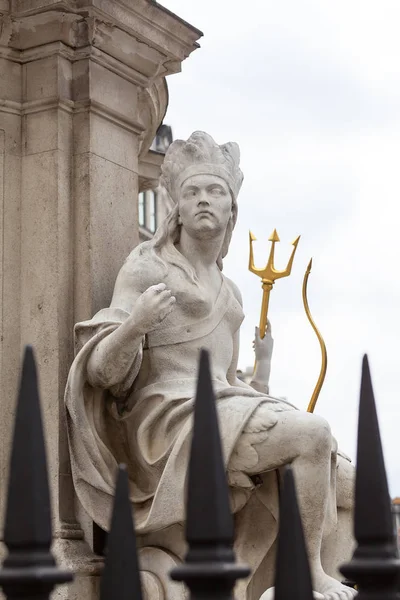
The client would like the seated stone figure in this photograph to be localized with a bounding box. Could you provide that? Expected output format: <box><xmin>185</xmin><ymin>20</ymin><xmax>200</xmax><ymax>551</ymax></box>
<box><xmin>65</xmin><ymin>131</ymin><xmax>355</xmax><ymax>600</ymax></box>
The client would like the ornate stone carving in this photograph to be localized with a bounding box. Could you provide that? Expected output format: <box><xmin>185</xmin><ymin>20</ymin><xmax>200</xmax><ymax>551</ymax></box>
<box><xmin>65</xmin><ymin>132</ymin><xmax>355</xmax><ymax>600</ymax></box>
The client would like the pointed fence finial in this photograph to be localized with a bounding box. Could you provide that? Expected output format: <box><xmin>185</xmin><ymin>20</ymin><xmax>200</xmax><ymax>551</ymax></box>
<box><xmin>100</xmin><ymin>465</ymin><xmax>143</xmax><ymax>600</ymax></box>
<box><xmin>0</xmin><ymin>346</ymin><xmax>72</xmax><ymax>599</ymax></box>
<box><xmin>340</xmin><ymin>355</ymin><xmax>400</xmax><ymax>599</ymax></box>
<box><xmin>171</xmin><ymin>349</ymin><xmax>250</xmax><ymax>600</ymax></box>
<box><xmin>274</xmin><ymin>466</ymin><xmax>314</xmax><ymax>600</ymax></box>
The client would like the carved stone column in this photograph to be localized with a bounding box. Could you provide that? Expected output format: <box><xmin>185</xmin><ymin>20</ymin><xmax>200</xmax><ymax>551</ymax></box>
<box><xmin>0</xmin><ymin>0</ymin><xmax>201</xmax><ymax>591</ymax></box>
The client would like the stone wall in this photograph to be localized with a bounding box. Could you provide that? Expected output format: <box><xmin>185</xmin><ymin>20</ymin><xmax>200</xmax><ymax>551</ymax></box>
<box><xmin>0</xmin><ymin>1</ymin><xmax>201</xmax><ymax>594</ymax></box>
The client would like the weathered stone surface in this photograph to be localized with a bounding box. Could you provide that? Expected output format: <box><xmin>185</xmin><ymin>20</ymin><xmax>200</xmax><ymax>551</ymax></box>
<box><xmin>0</xmin><ymin>2</ymin><xmax>201</xmax><ymax>598</ymax></box>
<box><xmin>66</xmin><ymin>131</ymin><xmax>356</xmax><ymax>600</ymax></box>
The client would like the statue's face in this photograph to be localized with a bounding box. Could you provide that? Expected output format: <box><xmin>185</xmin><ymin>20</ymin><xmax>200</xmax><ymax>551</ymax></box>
<box><xmin>178</xmin><ymin>174</ymin><xmax>232</xmax><ymax>240</ymax></box>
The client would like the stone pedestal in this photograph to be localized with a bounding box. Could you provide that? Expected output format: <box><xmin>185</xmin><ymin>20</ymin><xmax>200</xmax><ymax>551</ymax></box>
<box><xmin>0</xmin><ymin>1</ymin><xmax>201</xmax><ymax>596</ymax></box>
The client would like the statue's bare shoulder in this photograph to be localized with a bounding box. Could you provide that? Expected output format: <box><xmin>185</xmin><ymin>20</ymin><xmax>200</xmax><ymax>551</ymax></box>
<box><xmin>110</xmin><ymin>243</ymin><xmax>165</xmax><ymax>313</ymax></box>
<box><xmin>224</xmin><ymin>276</ymin><xmax>243</xmax><ymax>307</ymax></box>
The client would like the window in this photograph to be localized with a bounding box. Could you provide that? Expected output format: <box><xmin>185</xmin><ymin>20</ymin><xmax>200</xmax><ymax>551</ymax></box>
<box><xmin>148</xmin><ymin>191</ymin><xmax>157</xmax><ymax>233</ymax></box>
<box><xmin>138</xmin><ymin>190</ymin><xmax>158</xmax><ymax>233</ymax></box>
<box><xmin>138</xmin><ymin>192</ymin><xmax>146</xmax><ymax>227</ymax></box>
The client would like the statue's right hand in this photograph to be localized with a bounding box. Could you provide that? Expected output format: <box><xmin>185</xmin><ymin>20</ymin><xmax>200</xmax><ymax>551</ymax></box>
<box><xmin>129</xmin><ymin>283</ymin><xmax>176</xmax><ymax>334</ymax></box>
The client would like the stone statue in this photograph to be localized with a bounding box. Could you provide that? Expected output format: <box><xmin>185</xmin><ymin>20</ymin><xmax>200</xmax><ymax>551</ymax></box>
<box><xmin>65</xmin><ymin>132</ymin><xmax>355</xmax><ymax>600</ymax></box>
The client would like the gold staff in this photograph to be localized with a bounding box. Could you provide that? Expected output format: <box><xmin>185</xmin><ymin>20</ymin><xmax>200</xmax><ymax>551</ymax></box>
<box><xmin>249</xmin><ymin>229</ymin><xmax>300</xmax><ymax>340</ymax></box>
<box><xmin>302</xmin><ymin>259</ymin><xmax>327</xmax><ymax>413</ymax></box>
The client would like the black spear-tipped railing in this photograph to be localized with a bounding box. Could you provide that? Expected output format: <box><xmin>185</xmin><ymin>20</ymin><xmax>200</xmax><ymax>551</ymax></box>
<box><xmin>171</xmin><ymin>349</ymin><xmax>250</xmax><ymax>600</ymax></box>
<box><xmin>0</xmin><ymin>346</ymin><xmax>73</xmax><ymax>600</ymax></box>
<box><xmin>3</xmin><ymin>345</ymin><xmax>400</xmax><ymax>600</ymax></box>
<box><xmin>100</xmin><ymin>464</ymin><xmax>143</xmax><ymax>600</ymax></box>
<box><xmin>340</xmin><ymin>355</ymin><xmax>400</xmax><ymax>599</ymax></box>
<box><xmin>274</xmin><ymin>466</ymin><xmax>314</xmax><ymax>600</ymax></box>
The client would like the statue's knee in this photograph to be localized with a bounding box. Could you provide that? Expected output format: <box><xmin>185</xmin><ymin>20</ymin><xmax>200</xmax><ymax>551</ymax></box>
<box><xmin>307</xmin><ymin>414</ymin><xmax>332</xmax><ymax>455</ymax></box>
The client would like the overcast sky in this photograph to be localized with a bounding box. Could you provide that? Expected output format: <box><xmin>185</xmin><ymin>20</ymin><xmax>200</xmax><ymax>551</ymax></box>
<box><xmin>160</xmin><ymin>0</ymin><xmax>400</xmax><ymax>494</ymax></box>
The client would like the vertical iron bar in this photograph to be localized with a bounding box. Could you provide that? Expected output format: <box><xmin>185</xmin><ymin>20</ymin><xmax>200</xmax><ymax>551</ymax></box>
<box><xmin>171</xmin><ymin>349</ymin><xmax>250</xmax><ymax>600</ymax></box>
<box><xmin>274</xmin><ymin>467</ymin><xmax>314</xmax><ymax>600</ymax></box>
<box><xmin>340</xmin><ymin>355</ymin><xmax>400</xmax><ymax>599</ymax></box>
<box><xmin>0</xmin><ymin>346</ymin><xmax>72</xmax><ymax>600</ymax></box>
<box><xmin>100</xmin><ymin>464</ymin><xmax>143</xmax><ymax>600</ymax></box>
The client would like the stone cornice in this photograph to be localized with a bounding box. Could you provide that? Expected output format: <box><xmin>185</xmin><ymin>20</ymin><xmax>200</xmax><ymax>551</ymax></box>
<box><xmin>0</xmin><ymin>95</ymin><xmax>146</xmax><ymax>135</ymax></box>
<box><xmin>7</xmin><ymin>0</ymin><xmax>202</xmax><ymax>68</ymax></box>
<box><xmin>0</xmin><ymin>1</ymin><xmax>200</xmax><ymax>166</ymax></box>
<box><xmin>0</xmin><ymin>40</ymin><xmax>152</xmax><ymax>87</ymax></box>
<box><xmin>0</xmin><ymin>39</ymin><xmax>166</xmax><ymax>146</ymax></box>
<box><xmin>2</xmin><ymin>7</ymin><xmax>200</xmax><ymax>85</ymax></box>
<box><xmin>75</xmin><ymin>99</ymin><xmax>146</xmax><ymax>135</ymax></box>
<box><xmin>0</xmin><ymin>98</ymin><xmax>20</xmax><ymax>115</ymax></box>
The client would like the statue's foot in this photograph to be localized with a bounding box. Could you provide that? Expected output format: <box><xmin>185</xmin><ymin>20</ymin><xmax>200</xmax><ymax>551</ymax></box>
<box><xmin>313</xmin><ymin>571</ymin><xmax>357</xmax><ymax>600</ymax></box>
<box><xmin>259</xmin><ymin>587</ymin><xmax>324</xmax><ymax>600</ymax></box>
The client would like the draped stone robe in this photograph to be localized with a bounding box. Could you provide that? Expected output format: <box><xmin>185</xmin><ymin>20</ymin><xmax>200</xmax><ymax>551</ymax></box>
<box><xmin>65</xmin><ymin>242</ymin><xmax>342</xmax><ymax>599</ymax></box>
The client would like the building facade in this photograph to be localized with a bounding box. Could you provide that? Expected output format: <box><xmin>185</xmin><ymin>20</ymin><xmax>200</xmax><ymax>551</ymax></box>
<box><xmin>139</xmin><ymin>124</ymin><xmax>175</xmax><ymax>241</ymax></box>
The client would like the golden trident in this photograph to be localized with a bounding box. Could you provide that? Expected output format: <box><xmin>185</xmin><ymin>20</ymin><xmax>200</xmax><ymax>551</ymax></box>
<box><xmin>249</xmin><ymin>229</ymin><xmax>301</xmax><ymax>340</ymax></box>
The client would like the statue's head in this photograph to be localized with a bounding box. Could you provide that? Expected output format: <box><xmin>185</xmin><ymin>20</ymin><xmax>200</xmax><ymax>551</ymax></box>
<box><xmin>154</xmin><ymin>132</ymin><xmax>243</xmax><ymax>270</ymax></box>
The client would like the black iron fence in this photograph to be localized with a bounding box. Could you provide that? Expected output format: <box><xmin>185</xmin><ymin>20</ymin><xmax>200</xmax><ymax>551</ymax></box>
<box><xmin>0</xmin><ymin>346</ymin><xmax>399</xmax><ymax>600</ymax></box>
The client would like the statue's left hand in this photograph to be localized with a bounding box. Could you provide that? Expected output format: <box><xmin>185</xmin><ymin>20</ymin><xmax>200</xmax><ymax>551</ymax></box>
<box><xmin>253</xmin><ymin>321</ymin><xmax>274</xmax><ymax>362</ymax></box>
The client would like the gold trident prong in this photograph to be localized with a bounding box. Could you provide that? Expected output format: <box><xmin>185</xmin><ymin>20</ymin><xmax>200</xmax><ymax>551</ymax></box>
<box><xmin>249</xmin><ymin>229</ymin><xmax>300</xmax><ymax>339</ymax></box>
